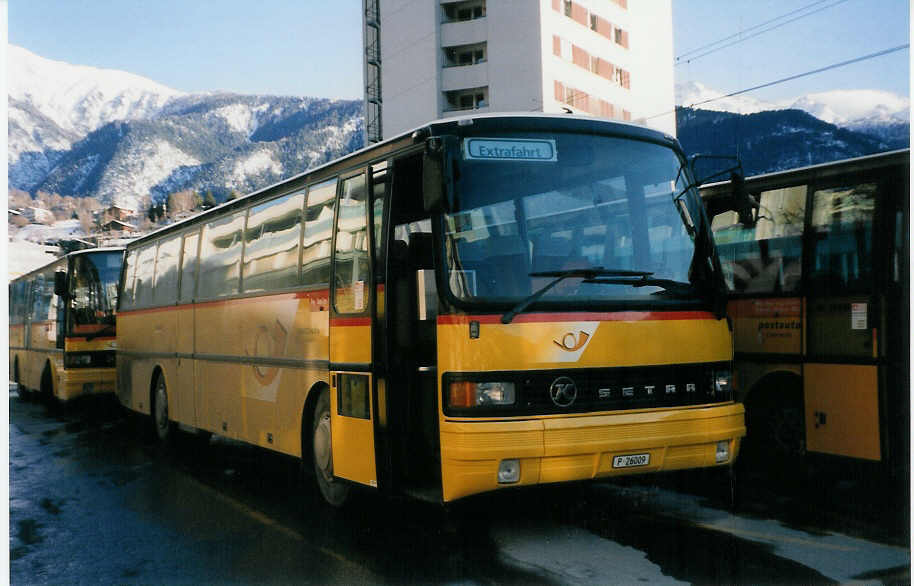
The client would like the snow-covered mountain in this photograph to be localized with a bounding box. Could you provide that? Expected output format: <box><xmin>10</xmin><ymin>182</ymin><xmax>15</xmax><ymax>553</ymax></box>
<box><xmin>8</xmin><ymin>45</ymin><xmax>363</xmax><ymax>209</ymax></box>
<box><xmin>676</xmin><ymin>81</ymin><xmax>910</xmax><ymax>135</ymax></box>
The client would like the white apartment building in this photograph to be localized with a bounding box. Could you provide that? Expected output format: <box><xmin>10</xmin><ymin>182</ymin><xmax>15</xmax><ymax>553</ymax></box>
<box><xmin>362</xmin><ymin>0</ymin><xmax>676</xmax><ymax>143</ymax></box>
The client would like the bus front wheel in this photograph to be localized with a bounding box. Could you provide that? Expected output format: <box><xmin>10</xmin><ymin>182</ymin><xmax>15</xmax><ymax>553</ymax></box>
<box><xmin>13</xmin><ymin>359</ymin><xmax>28</xmax><ymax>400</ymax></box>
<box><xmin>312</xmin><ymin>389</ymin><xmax>350</xmax><ymax>507</ymax></box>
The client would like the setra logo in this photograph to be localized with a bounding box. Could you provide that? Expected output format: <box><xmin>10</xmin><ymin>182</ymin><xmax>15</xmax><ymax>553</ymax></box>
<box><xmin>549</xmin><ymin>376</ymin><xmax>578</xmax><ymax>407</ymax></box>
<box><xmin>553</xmin><ymin>330</ymin><xmax>591</xmax><ymax>352</ymax></box>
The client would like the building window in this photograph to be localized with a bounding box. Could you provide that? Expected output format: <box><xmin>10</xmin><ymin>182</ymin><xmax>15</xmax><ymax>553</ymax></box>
<box><xmin>444</xmin><ymin>43</ymin><xmax>487</xmax><ymax>67</ymax></box>
<box><xmin>614</xmin><ymin>27</ymin><xmax>629</xmax><ymax>48</ymax></box>
<box><xmin>563</xmin><ymin>0</ymin><xmax>572</xmax><ymax>17</ymax></box>
<box><xmin>445</xmin><ymin>87</ymin><xmax>489</xmax><ymax>111</ymax></box>
<box><xmin>443</xmin><ymin>1</ymin><xmax>486</xmax><ymax>23</ymax></box>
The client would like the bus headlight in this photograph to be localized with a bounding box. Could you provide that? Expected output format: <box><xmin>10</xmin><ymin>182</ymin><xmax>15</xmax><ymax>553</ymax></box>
<box><xmin>448</xmin><ymin>381</ymin><xmax>516</xmax><ymax>408</ymax></box>
<box><xmin>712</xmin><ymin>369</ymin><xmax>732</xmax><ymax>398</ymax></box>
<box><xmin>65</xmin><ymin>354</ymin><xmax>93</xmax><ymax>368</ymax></box>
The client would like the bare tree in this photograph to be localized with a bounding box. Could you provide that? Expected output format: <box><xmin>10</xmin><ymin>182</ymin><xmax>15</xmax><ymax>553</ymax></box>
<box><xmin>77</xmin><ymin>209</ymin><xmax>95</xmax><ymax>235</ymax></box>
<box><xmin>8</xmin><ymin>188</ymin><xmax>32</xmax><ymax>209</ymax></box>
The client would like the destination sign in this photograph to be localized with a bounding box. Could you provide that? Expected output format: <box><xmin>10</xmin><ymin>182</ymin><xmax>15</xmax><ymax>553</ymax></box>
<box><xmin>463</xmin><ymin>138</ymin><xmax>557</xmax><ymax>162</ymax></box>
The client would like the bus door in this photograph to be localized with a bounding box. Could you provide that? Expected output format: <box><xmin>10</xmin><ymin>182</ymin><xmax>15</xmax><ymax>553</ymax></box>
<box><xmin>329</xmin><ymin>170</ymin><xmax>378</xmax><ymax>488</ymax></box>
<box><xmin>803</xmin><ymin>178</ymin><xmax>881</xmax><ymax>461</ymax></box>
<box><xmin>380</xmin><ymin>153</ymin><xmax>440</xmax><ymax>495</ymax></box>
<box><xmin>881</xmin><ymin>170</ymin><xmax>908</xmax><ymax>470</ymax></box>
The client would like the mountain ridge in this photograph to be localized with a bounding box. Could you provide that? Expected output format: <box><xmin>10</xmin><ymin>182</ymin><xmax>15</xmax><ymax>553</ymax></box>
<box><xmin>9</xmin><ymin>46</ymin><xmax>907</xmax><ymax>209</ymax></box>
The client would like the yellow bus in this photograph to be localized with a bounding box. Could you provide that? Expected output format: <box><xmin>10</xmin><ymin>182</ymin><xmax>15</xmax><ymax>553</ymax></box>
<box><xmin>117</xmin><ymin>114</ymin><xmax>745</xmax><ymax>505</ymax></box>
<box><xmin>702</xmin><ymin>150</ymin><xmax>909</xmax><ymax>475</ymax></box>
<box><xmin>9</xmin><ymin>248</ymin><xmax>124</xmax><ymax>403</ymax></box>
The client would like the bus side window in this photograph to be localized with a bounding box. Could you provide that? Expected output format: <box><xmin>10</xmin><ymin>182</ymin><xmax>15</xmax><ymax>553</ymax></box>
<box><xmin>31</xmin><ymin>273</ymin><xmax>52</xmax><ymax>322</ymax></box>
<box><xmin>133</xmin><ymin>244</ymin><xmax>158</xmax><ymax>308</ymax></box>
<box><xmin>198</xmin><ymin>209</ymin><xmax>247</xmax><ymax>299</ymax></box>
<box><xmin>303</xmin><ymin>178</ymin><xmax>337</xmax><ymax>287</ymax></box>
<box><xmin>179</xmin><ymin>232</ymin><xmax>200</xmax><ymax>303</ymax></box>
<box><xmin>121</xmin><ymin>248</ymin><xmax>138</xmax><ymax>310</ymax></box>
<box><xmin>242</xmin><ymin>190</ymin><xmax>305</xmax><ymax>293</ymax></box>
<box><xmin>711</xmin><ymin>186</ymin><xmax>806</xmax><ymax>293</ymax></box>
<box><xmin>334</xmin><ymin>173</ymin><xmax>370</xmax><ymax>314</ymax></box>
<box><xmin>808</xmin><ymin>183</ymin><xmax>877</xmax><ymax>292</ymax></box>
<box><xmin>153</xmin><ymin>236</ymin><xmax>181</xmax><ymax>306</ymax></box>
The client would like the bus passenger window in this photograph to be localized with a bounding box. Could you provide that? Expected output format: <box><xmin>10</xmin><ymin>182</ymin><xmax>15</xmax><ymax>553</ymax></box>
<box><xmin>303</xmin><ymin>179</ymin><xmax>337</xmax><ymax>286</ymax></box>
<box><xmin>242</xmin><ymin>191</ymin><xmax>305</xmax><ymax>292</ymax></box>
<box><xmin>133</xmin><ymin>245</ymin><xmax>157</xmax><ymax>308</ymax></box>
<box><xmin>31</xmin><ymin>273</ymin><xmax>54</xmax><ymax>322</ymax></box>
<box><xmin>809</xmin><ymin>183</ymin><xmax>876</xmax><ymax>292</ymax></box>
<box><xmin>334</xmin><ymin>174</ymin><xmax>370</xmax><ymax>314</ymax></box>
<box><xmin>198</xmin><ymin>210</ymin><xmax>247</xmax><ymax>299</ymax></box>
<box><xmin>121</xmin><ymin>249</ymin><xmax>138</xmax><ymax>310</ymax></box>
<box><xmin>152</xmin><ymin>236</ymin><xmax>181</xmax><ymax>306</ymax></box>
<box><xmin>711</xmin><ymin>186</ymin><xmax>806</xmax><ymax>293</ymax></box>
<box><xmin>179</xmin><ymin>232</ymin><xmax>199</xmax><ymax>303</ymax></box>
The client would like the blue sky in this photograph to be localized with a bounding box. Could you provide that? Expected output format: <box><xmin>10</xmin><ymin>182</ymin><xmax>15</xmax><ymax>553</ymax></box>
<box><xmin>9</xmin><ymin>0</ymin><xmax>910</xmax><ymax>101</ymax></box>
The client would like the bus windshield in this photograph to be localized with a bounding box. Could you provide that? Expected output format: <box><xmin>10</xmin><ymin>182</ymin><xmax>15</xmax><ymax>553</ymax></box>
<box><xmin>443</xmin><ymin>133</ymin><xmax>711</xmax><ymax>308</ymax></box>
<box><xmin>69</xmin><ymin>251</ymin><xmax>122</xmax><ymax>336</ymax></box>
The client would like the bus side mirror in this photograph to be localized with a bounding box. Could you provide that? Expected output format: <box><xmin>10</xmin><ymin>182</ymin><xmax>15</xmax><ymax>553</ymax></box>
<box><xmin>422</xmin><ymin>136</ymin><xmax>456</xmax><ymax>213</ymax></box>
<box><xmin>704</xmin><ymin>172</ymin><xmax>759</xmax><ymax>228</ymax></box>
<box><xmin>730</xmin><ymin>173</ymin><xmax>759</xmax><ymax>227</ymax></box>
<box><xmin>54</xmin><ymin>272</ymin><xmax>68</xmax><ymax>297</ymax></box>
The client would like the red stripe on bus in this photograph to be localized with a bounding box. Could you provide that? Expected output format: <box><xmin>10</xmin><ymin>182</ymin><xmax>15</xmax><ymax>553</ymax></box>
<box><xmin>437</xmin><ymin>311</ymin><xmax>717</xmax><ymax>325</ymax></box>
<box><xmin>66</xmin><ymin>336</ymin><xmax>116</xmax><ymax>342</ymax></box>
<box><xmin>330</xmin><ymin>317</ymin><xmax>371</xmax><ymax>327</ymax></box>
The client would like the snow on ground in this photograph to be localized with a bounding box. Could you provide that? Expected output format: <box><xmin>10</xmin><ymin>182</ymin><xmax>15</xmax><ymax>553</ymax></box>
<box><xmin>590</xmin><ymin>483</ymin><xmax>910</xmax><ymax>584</ymax></box>
<box><xmin>232</xmin><ymin>150</ymin><xmax>282</xmax><ymax>183</ymax></box>
<box><xmin>7</xmin><ymin>239</ymin><xmax>62</xmax><ymax>279</ymax></box>
<box><xmin>492</xmin><ymin>520</ymin><xmax>684</xmax><ymax>584</ymax></box>
<box><xmin>12</xmin><ymin>220</ymin><xmax>84</xmax><ymax>244</ymax></box>
<box><xmin>212</xmin><ymin>104</ymin><xmax>258</xmax><ymax>135</ymax></box>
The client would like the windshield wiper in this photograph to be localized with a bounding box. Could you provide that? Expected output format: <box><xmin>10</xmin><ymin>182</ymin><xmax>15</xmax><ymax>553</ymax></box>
<box><xmin>584</xmin><ymin>275</ymin><xmax>695</xmax><ymax>297</ymax></box>
<box><xmin>501</xmin><ymin>267</ymin><xmax>652</xmax><ymax>324</ymax></box>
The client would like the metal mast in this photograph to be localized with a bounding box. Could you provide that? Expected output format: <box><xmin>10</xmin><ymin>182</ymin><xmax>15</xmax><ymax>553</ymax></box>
<box><xmin>363</xmin><ymin>0</ymin><xmax>382</xmax><ymax>144</ymax></box>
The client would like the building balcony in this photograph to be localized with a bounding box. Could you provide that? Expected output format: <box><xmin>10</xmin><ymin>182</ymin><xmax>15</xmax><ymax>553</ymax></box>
<box><xmin>441</xmin><ymin>18</ymin><xmax>488</xmax><ymax>47</ymax></box>
<box><xmin>441</xmin><ymin>62</ymin><xmax>488</xmax><ymax>92</ymax></box>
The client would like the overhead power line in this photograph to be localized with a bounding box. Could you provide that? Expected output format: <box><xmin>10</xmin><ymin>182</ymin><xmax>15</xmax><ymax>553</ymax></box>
<box><xmin>650</xmin><ymin>43</ymin><xmax>910</xmax><ymax>120</ymax></box>
<box><xmin>675</xmin><ymin>0</ymin><xmax>851</xmax><ymax>65</ymax></box>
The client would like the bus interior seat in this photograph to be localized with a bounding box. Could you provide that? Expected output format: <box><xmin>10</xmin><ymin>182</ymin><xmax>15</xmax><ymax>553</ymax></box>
<box><xmin>456</xmin><ymin>235</ymin><xmax>529</xmax><ymax>296</ymax></box>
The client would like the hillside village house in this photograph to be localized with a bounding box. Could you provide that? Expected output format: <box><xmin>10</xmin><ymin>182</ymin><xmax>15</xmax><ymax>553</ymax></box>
<box><xmin>22</xmin><ymin>206</ymin><xmax>55</xmax><ymax>224</ymax></box>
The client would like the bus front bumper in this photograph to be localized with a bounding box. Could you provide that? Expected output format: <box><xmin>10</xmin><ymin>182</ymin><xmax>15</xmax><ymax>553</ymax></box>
<box><xmin>440</xmin><ymin>403</ymin><xmax>745</xmax><ymax>502</ymax></box>
<box><xmin>57</xmin><ymin>368</ymin><xmax>117</xmax><ymax>402</ymax></box>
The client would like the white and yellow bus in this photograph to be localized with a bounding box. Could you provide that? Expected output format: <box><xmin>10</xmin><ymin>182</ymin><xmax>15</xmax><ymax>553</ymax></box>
<box><xmin>117</xmin><ymin>114</ymin><xmax>745</xmax><ymax>505</ymax></box>
<box><xmin>10</xmin><ymin>248</ymin><xmax>123</xmax><ymax>402</ymax></box>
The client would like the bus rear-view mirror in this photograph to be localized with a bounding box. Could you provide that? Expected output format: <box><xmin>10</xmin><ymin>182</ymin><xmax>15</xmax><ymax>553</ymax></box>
<box><xmin>54</xmin><ymin>272</ymin><xmax>68</xmax><ymax>297</ymax></box>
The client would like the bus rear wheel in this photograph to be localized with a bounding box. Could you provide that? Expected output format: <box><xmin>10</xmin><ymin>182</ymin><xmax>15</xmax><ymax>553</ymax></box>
<box><xmin>152</xmin><ymin>373</ymin><xmax>174</xmax><ymax>443</ymax></box>
<box><xmin>312</xmin><ymin>389</ymin><xmax>350</xmax><ymax>507</ymax></box>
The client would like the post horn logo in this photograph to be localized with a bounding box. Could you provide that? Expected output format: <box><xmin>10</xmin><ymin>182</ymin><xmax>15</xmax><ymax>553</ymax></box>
<box><xmin>553</xmin><ymin>330</ymin><xmax>590</xmax><ymax>352</ymax></box>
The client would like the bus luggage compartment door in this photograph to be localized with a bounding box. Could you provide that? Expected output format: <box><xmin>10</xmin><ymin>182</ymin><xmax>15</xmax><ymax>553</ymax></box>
<box><xmin>804</xmin><ymin>363</ymin><xmax>881</xmax><ymax>461</ymax></box>
<box><xmin>330</xmin><ymin>370</ymin><xmax>378</xmax><ymax>487</ymax></box>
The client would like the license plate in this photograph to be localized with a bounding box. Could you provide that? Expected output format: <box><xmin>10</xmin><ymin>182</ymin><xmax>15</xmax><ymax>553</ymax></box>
<box><xmin>612</xmin><ymin>453</ymin><xmax>650</xmax><ymax>468</ymax></box>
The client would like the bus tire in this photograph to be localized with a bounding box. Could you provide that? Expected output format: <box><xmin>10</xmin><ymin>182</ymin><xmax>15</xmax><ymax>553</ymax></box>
<box><xmin>40</xmin><ymin>363</ymin><xmax>54</xmax><ymax>403</ymax></box>
<box><xmin>13</xmin><ymin>358</ymin><xmax>28</xmax><ymax>401</ymax></box>
<box><xmin>744</xmin><ymin>376</ymin><xmax>805</xmax><ymax>477</ymax></box>
<box><xmin>152</xmin><ymin>372</ymin><xmax>175</xmax><ymax>443</ymax></box>
<box><xmin>311</xmin><ymin>388</ymin><xmax>350</xmax><ymax>507</ymax></box>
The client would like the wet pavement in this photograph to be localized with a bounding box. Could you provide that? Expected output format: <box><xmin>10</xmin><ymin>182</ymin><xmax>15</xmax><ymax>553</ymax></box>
<box><xmin>9</xmin><ymin>386</ymin><xmax>910</xmax><ymax>585</ymax></box>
